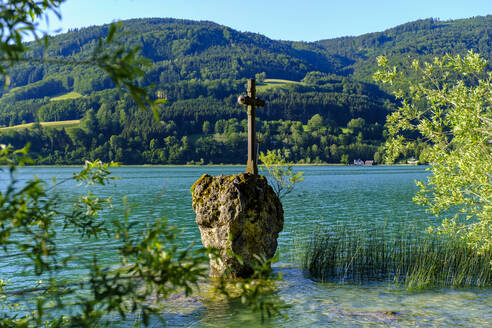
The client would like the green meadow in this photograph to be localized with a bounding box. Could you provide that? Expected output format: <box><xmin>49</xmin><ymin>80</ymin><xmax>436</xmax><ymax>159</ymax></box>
<box><xmin>0</xmin><ymin>120</ymin><xmax>81</xmax><ymax>132</ymax></box>
<box><xmin>256</xmin><ymin>78</ymin><xmax>303</xmax><ymax>92</ymax></box>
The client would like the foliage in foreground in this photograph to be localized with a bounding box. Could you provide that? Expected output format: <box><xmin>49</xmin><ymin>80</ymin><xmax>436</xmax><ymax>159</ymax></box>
<box><xmin>0</xmin><ymin>2</ymin><xmax>280</xmax><ymax>325</ymax></box>
<box><xmin>0</xmin><ymin>146</ymin><xmax>280</xmax><ymax>326</ymax></box>
<box><xmin>374</xmin><ymin>51</ymin><xmax>492</xmax><ymax>254</ymax></box>
<box><xmin>0</xmin><ymin>146</ymin><xmax>206</xmax><ymax>326</ymax></box>
<box><xmin>297</xmin><ymin>223</ymin><xmax>491</xmax><ymax>289</ymax></box>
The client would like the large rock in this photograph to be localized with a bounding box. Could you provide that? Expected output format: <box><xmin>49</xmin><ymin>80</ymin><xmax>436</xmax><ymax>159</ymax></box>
<box><xmin>191</xmin><ymin>173</ymin><xmax>283</xmax><ymax>278</ymax></box>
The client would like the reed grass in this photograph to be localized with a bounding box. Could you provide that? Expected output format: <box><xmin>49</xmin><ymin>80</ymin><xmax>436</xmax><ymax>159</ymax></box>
<box><xmin>296</xmin><ymin>223</ymin><xmax>491</xmax><ymax>289</ymax></box>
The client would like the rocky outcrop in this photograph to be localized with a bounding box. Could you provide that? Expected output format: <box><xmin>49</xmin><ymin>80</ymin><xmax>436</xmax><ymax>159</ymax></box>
<box><xmin>191</xmin><ymin>173</ymin><xmax>283</xmax><ymax>278</ymax></box>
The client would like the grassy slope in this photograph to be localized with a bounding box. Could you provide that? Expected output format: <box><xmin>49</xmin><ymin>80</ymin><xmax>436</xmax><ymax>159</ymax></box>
<box><xmin>50</xmin><ymin>91</ymin><xmax>83</xmax><ymax>101</ymax></box>
<box><xmin>0</xmin><ymin>120</ymin><xmax>80</xmax><ymax>132</ymax></box>
<box><xmin>256</xmin><ymin>79</ymin><xmax>303</xmax><ymax>92</ymax></box>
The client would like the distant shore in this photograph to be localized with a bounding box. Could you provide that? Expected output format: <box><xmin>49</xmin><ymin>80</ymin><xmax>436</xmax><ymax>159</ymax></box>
<box><xmin>5</xmin><ymin>163</ymin><xmax>425</xmax><ymax>168</ymax></box>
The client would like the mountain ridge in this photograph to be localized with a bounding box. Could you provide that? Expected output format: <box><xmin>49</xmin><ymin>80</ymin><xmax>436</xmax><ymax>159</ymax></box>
<box><xmin>0</xmin><ymin>15</ymin><xmax>489</xmax><ymax>165</ymax></box>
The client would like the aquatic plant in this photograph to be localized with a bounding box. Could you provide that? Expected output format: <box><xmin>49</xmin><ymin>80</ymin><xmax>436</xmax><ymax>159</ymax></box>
<box><xmin>296</xmin><ymin>222</ymin><xmax>491</xmax><ymax>289</ymax></box>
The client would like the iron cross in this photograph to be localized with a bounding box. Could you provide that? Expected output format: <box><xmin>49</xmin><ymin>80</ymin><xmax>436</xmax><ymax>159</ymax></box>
<box><xmin>237</xmin><ymin>78</ymin><xmax>265</xmax><ymax>175</ymax></box>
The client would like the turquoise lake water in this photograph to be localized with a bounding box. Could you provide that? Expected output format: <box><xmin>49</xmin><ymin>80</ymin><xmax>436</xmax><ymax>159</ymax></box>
<box><xmin>0</xmin><ymin>166</ymin><xmax>490</xmax><ymax>327</ymax></box>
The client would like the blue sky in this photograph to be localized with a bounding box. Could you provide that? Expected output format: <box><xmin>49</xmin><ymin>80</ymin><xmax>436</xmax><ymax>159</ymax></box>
<box><xmin>43</xmin><ymin>0</ymin><xmax>491</xmax><ymax>41</ymax></box>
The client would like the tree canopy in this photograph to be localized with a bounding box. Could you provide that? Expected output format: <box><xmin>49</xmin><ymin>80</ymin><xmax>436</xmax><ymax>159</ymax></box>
<box><xmin>375</xmin><ymin>51</ymin><xmax>491</xmax><ymax>254</ymax></box>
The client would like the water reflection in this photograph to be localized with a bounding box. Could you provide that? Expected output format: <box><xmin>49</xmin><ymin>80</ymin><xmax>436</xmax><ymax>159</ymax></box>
<box><xmin>159</xmin><ymin>264</ymin><xmax>491</xmax><ymax>327</ymax></box>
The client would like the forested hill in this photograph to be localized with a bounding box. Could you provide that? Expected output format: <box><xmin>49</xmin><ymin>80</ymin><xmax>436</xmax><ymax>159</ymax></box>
<box><xmin>0</xmin><ymin>16</ymin><xmax>489</xmax><ymax>165</ymax></box>
<box><xmin>4</xmin><ymin>18</ymin><xmax>347</xmax><ymax>89</ymax></box>
<box><xmin>317</xmin><ymin>16</ymin><xmax>492</xmax><ymax>80</ymax></box>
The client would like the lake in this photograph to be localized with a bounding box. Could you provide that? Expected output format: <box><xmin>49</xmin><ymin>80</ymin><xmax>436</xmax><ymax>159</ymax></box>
<box><xmin>1</xmin><ymin>165</ymin><xmax>490</xmax><ymax>327</ymax></box>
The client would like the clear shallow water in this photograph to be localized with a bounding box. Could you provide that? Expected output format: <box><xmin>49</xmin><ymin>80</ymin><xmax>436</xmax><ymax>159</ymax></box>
<box><xmin>1</xmin><ymin>165</ymin><xmax>490</xmax><ymax>327</ymax></box>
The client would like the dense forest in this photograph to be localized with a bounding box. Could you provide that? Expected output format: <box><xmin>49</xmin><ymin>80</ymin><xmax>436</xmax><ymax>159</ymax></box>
<box><xmin>0</xmin><ymin>16</ymin><xmax>489</xmax><ymax>164</ymax></box>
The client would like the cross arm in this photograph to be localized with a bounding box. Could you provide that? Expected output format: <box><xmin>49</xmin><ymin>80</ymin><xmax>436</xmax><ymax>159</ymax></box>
<box><xmin>237</xmin><ymin>95</ymin><xmax>265</xmax><ymax>108</ymax></box>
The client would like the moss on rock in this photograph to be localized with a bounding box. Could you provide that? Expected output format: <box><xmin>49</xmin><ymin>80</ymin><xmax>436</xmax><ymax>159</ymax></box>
<box><xmin>191</xmin><ymin>173</ymin><xmax>283</xmax><ymax>278</ymax></box>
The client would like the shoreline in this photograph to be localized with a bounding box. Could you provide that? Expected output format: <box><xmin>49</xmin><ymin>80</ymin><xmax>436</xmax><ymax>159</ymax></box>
<box><xmin>4</xmin><ymin>163</ymin><xmax>425</xmax><ymax>168</ymax></box>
